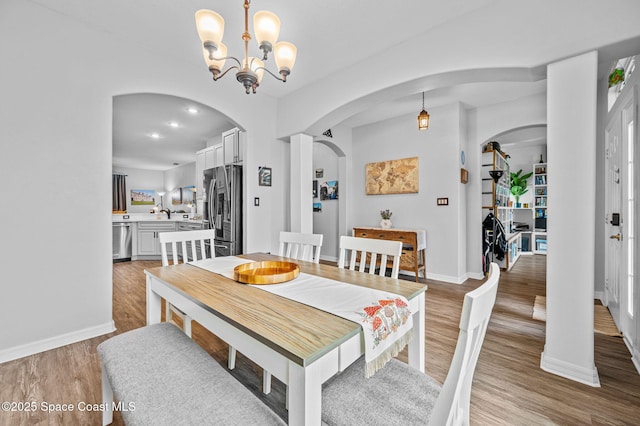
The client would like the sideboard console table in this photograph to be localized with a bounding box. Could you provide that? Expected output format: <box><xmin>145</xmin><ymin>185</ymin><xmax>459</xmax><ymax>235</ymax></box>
<box><xmin>352</xmin><ymin>227</ymin><xmax>426</xmax><ymax>282</ymax></box>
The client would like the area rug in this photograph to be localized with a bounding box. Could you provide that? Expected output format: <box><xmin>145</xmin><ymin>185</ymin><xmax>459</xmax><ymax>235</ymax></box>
<box><xmin>531</xmin><ymin>295</ymin><xmax>623</xmax><ymax>337</ymax></box>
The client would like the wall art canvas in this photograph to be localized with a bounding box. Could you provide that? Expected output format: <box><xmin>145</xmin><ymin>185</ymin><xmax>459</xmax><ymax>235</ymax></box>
<box><xmin>171</xmin><ymin>188</ymin><xmax>182</xmax><ymax>205</ymax></box>
<box><xmin>320</xmin><ymin>180</ymin><xmax>338</xmax><ymax>200</ymax></box>
<box><xmin>258</xmin><ymin>166</ymin><xmax>272</xmax><ymax>186</ymax></box>
<box><xmin>131</xmin><ymin>189</ymin><xmax>155</xmax><ymax>205</ymax></box>
<box><xmin>313</xmin><ymin>202</ymin><xmax>322</xmax><ymax>212</ymax></box>
<box><xmin>182</xmin><ymin>185</ymin><xmax>196</xmax><ymax>204</ymax></box>
<box><xmin>313</xmin><ymin>180</ymin><xmax>318</xmax><ymax>198</ymax></box>
<box><xmin>365</xmin><ymin>156</ymin><xmax>419</xmax><ymax>195</ymax></box>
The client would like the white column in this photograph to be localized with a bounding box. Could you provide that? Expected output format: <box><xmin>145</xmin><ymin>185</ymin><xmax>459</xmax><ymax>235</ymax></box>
<box><xmin>540</xmin><ymin>51</ymin><xmax>600</xmax><ymax>386</ymax></box>
<box><xmin>290</xmin><ymin>133</ymin><xmax>313</xmax><ymax>233</ymax></box>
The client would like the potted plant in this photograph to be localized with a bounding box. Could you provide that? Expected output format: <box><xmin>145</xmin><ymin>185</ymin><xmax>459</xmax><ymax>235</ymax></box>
<box><xmin>510</xmin><ymin>169</ymin><xmax>532</xmax><ymax>208</ymax></box>
<box><xmin>380</xmin><ymin>209</ymin><xmax>393</xmax><ymax>229</ymax></box>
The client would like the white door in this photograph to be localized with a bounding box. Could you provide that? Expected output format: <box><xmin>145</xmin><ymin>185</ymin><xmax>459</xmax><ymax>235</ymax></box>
<box><xmin>620</xmin><ymin>95</ymin><xmax>636</xmax><ymax>342</ymax></box>
<box><xmin>604</xmin><ymin>112</ymin><xmax>622</xmax><ymax>325</ymax></box>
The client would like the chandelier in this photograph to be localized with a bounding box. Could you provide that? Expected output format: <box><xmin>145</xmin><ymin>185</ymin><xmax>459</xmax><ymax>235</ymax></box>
<box><xmin>195</xmin><ymin>1</ymin><xmax>297</xmax><ymax>94</ymax></box>
<box><xmin>417</xmin><ymin>92</ymin><xmax>430</xmax><ymax>130</ymax></box>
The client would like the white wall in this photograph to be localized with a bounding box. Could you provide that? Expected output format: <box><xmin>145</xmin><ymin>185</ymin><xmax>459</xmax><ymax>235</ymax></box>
<box><xmin>112</xmin><ymin>167</ymin><xmax>163</xmax><ymax>213</ymax></box>
<box><xmin>352</xmin><ymin>103</ymin><xmax>466</xmax><ymax>282</ymax></box>
<box><xmin>313</xmin><ymin>143</ymin><xmax>340</xmax><ymax>259</ymax></box>
<box><xmin>0</xmin><ymin>0</ymin><xmax>281</xmax><ymax>361</ymax></box>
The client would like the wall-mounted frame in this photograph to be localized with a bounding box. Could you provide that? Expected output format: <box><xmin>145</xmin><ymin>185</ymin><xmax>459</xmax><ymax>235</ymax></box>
<box><xmin>460</xmin><ymin>168</ymin><xmax>468</xmax><ymax>184</ymax></box>
<box><xmin>365</xmin><ymin>156</ymin><xmax>419</xmax><ymax>195</ymax></box>
<box><xmin>171</xmin><ymin>188</ymin><xmax>182</xmax><ymax>205</ymax></box>
<box><xmin>258</xmin><ymin>166</ymin><xmax>272</xmax><ymax>186</ymax></box>
<box><xmin>182</xmin><ymin>185</ymin><xmax>196</xmax><ymax>204</ymax></box>
<box><xmin>313</xmin><ymin>202</ymin><xmax>322</xmax><ymax>212</ymax></box>
<box><xmin>320</xmin><ymin>180</ymin><xmax>338</xmax><ymax>200</ymax></box>
<box><xmin>131</xmin><ymin>189</ymin><xmax>155</xmax><ymax>206</ymax></box>
<box><xmin>313</xmin><ymin>180</ymin><xmax>318</xmax><ymax>198</ymax></box>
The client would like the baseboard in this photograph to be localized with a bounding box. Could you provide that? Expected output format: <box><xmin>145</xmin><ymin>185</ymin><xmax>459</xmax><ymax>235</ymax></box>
<box><xmin>0</xmin><ymin>321</ymin><xmax>116</xmax><ymax>364</ymax></box>
<box><xmin>319</xmin><ymin>254</ymin><xmax>338</xmax><ymax>263</ymax></box>
<box><xmin>540</xmin><ymin>350</ymin><xmax>601</xmax><ymax>387</ymax></box>
<box><xmin>467</xmin><ymin>271</ymin><xmax>486</xmax><ymax>281</ymax></box>
<box><xmin>594</xmin><ymin>291</ymin><xmax>604</xmax><ymax>301</ymax></box>
<box><xmin>425</xmin><ymin>271</ymin><xmax>467</xmax><ymax>284</ymax></box>
<box><xmin>632</xmin><ymin>349</ymin><xmax>640</xmax><ymax>375</ymax></box>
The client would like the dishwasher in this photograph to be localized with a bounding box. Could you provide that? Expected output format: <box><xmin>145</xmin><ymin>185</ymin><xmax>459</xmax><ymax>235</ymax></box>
<box><xmin>113</xmin><ymin>222</ymin><xmax>132</xmax><ymax>262</ymax></box>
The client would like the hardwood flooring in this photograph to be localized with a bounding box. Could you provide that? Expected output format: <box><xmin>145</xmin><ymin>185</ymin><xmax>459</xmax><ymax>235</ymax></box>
<box><xmin>1</xmin><ymin>255</ymin><xmax>639</xmax><ymax>425</ymax></box>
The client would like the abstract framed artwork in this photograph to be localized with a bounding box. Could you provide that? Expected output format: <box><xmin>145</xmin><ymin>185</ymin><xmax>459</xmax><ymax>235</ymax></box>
<box><xmin>365</xmin><ymin>156</ymin><xmax>419</xmax><ymax>195</ymax></box>
<box><xmin>258</xmin><ymin>166</ymin><xmax>272</xmax><ymax>186</ymax></box>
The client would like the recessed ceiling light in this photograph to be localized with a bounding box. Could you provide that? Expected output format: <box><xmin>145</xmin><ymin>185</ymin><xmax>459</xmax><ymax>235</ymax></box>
<box><xmin>187</xmin><ymin>107</ymin><xmax>198</xmax><ymax>114</ymax></box>
<box><xmin>150</xmin><ymin>132</ymin><xmax>160</xmax><ymax>139</ymax></box>
<box><xmin>169</xmin><ymin>121</ymin><xmax>180</xmax><ymax>128</ymax></box>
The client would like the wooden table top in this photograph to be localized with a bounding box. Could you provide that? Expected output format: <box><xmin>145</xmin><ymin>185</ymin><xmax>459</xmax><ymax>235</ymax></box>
<box><xmin>145</xmin><ymin>253</ymin><xmax>427</xmax><ymax>367</ymax></box>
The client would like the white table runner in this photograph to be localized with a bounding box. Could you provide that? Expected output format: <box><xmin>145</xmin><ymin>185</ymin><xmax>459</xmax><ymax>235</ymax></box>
<box><xmin>192</xmin><ymin>256</ymin><xmax>413</xmax><ymax>377</ymax></box>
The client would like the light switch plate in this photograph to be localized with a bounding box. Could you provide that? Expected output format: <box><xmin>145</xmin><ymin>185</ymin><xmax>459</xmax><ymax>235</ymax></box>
<box><xmin>254</xmin><ymin>197</ymin><xmax>260</xmax><ymax>206</ymax></box>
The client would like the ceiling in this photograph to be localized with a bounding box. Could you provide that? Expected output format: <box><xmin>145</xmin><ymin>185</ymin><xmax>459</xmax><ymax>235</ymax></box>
<box><xmin>112</xmin><ymin>94</ymin><xmax>234</xmax><ymax>171</ymax></box>
<box><xmin>45</xmin><ymin>0</ymin><xmax>626</xmax><ymax>170</ymax></box>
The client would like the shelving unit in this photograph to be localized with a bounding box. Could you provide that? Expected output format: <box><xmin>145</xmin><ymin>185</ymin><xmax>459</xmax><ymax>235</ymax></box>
<box><xmin>482</xmin><ymin>148</ymin><xmax>516</xmax><ymax>271</ymax></box>
<box><xmin>533</xmin><ymin>163</ymin><xmax>548</xmax><ymax>254</ymax></box>
<box><xmin>482</xmin><ymin>149</ymin><xmax>510</xmax><ymax>215</ymax></box>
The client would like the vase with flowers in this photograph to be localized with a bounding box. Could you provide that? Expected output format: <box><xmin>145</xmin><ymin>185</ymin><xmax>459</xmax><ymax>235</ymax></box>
<box><xmin>380</xmin><ymin>209</ymin><xmax>393</xmax><ymax>229</ymax></box>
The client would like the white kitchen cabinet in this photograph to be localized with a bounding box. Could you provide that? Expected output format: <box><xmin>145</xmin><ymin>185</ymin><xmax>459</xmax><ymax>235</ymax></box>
<box><xmin>205</xmin><ymin>147</ymin><xmax>215</xmax><ymax>169</ymax></box>
<box><xmin>213</xmin><ymin>144</ymin><xmax>223</xmax><ymax>167</ymax></box>
<box><xmin>195</xmin><ymin>143</ymin><xmax>223</xmax><ymax>200</ymax></box>
<box><xmin>223</xmin><ymin>128</ymin><xmax>243</xmax><ymax>165</ymax></box>
<box><xmin>136</xmin><ymin>222</ymin><xmax>176</xmax><ymax>258</ymax></box>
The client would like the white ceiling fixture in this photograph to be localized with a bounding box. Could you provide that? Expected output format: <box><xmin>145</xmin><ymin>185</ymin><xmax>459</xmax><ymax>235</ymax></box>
<box><xmin>195</xmin><ymin>0</ymin><xmax>298</xmax><ymax>94</ymax></box>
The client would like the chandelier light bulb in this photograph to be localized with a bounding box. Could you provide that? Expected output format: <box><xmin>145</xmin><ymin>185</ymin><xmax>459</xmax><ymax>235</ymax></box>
<box><xmin>253</xmin><ymin>10</ymin><xmax>280</xmax><ymax>59</ymax></box>
<box><xmin>195</xmin><ymin>9</ymin><xmax>225</xmax><ymax>46</ymax></box>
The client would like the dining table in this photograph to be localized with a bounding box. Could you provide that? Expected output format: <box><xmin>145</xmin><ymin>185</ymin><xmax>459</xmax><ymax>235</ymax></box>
<box><xmin>145</xmin><ymin>252</ymin><xmax>427</xmax><ymax>426</ymax></box>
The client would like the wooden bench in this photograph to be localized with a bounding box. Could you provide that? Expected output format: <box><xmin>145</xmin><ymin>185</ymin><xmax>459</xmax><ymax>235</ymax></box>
<box><xmin>97</xmin><ymin>323</ymin><xmax>286</xmax><ymax>426</ymax></box>
<box><xmin>352</xmin><ymin>227</ymin><xmax>426</xmax><ymax>282</ymax></box>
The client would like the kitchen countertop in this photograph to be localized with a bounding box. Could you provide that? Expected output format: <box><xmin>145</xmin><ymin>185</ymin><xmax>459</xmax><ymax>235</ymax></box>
<box><xmin>112</xmin><ymin>213</ymin><xmax>204</xmax><ymax>223</ymax></box>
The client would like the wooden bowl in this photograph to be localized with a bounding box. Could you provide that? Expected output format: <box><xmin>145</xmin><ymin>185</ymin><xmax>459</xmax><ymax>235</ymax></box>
<box><xmin>233</xmin><ymin>261</ymin><xmax>300</xmax><ymax>285</ymax></box>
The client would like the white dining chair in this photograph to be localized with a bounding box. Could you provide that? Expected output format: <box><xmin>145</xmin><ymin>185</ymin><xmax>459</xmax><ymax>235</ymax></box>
<box><xmin>278</xmin><ymin>231</ymin><xmax>324</xmax><ymax>263</ymax></box>
<box><xmin>158</xmin><ymin>229</ymin><xmax>216</xmax><ymax>337</ymax></box>
<box><xmin>322</xmin><ymin>262</ymin><xmax>501</xmax><ymax>426</ymax></box>
<box><xmin>338</xmin><ymin>235</ymin><xmax>403</xmax><ymax>279</ymax></box>
<box><xmin>258</xmin><ymin>231</ymin><xmax>325</xmax><ymax>395</ymax></box>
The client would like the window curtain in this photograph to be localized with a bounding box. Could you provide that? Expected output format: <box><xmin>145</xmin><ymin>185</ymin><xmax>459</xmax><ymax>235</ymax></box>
<box><xmin>113</xmin><ymin>174</ymin><xmax>127</xmax><ymax>212</ymax></box>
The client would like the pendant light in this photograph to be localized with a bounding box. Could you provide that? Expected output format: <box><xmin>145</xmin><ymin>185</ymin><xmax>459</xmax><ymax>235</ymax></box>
<box><xmin>417</xmin><ymin>92</ymin><xmax>430</xmax><ymax>130</ymax></box>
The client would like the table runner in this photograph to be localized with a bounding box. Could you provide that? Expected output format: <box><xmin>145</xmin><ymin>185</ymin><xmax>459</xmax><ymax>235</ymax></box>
<box><xmin>192</xmin><ymin>256</ymin><xmax>412</xmax><ymax>377</ymax></box>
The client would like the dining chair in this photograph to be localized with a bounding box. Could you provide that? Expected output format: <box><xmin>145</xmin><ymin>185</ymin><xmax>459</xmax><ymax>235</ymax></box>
<box><xmin>322</xmin><ymin>262</ymin><xmax>501</xmax><ymax>426</ymax></box>
<box><xmin>278</xmin><ymin>231</ymin><xmax>324</xmax><ymax>263</ymax></box>
<box><xmin>158</xmin><ymin>229</ymin><xmax>216</xmax><ymax>338</ymax></box>
<box><xmin>256</xmin><ymin>231</ymin><xmax>325</xmax><ymax>395</ymax></box>
<box><xmin>338</xmin><ymin>235</ymin><xmax>403</xmax><ymax>279</ymax></box>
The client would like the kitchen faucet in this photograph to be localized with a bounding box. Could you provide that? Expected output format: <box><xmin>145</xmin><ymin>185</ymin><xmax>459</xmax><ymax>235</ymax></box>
<box><xmin>160</xmin><ymin>209</ymin><xmax>171</xmax><ymax>219</ymax></box>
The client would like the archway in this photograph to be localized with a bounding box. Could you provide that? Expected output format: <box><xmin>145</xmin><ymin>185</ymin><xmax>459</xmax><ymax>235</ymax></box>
<box><xmin>313</xmin><ymin>138</ymin><xmax>348</xmax><ymax>260</ymax></box>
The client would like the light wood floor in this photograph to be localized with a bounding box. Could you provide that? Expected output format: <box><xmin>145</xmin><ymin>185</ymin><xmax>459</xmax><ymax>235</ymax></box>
<box><xmin>1</xmin><ymin>255</ymin><xmax>639</xmax><ymax>425</ymax></box>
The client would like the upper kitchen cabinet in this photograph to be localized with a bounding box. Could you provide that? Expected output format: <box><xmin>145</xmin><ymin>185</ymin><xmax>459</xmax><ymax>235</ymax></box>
<box><xmin>195</xmin><ymin>144</ymin><xmax>223</xmax><ymax>200</ymax></box>
<box><xmin>223</xmin><ymin>128</ymin><xmax>244</xmax><ymax>165</ymax></box>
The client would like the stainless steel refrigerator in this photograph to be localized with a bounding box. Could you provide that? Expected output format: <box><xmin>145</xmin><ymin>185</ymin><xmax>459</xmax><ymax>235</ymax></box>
<box><xmin>203</xmin><ymin>164</ymin><xmax>242</xmax><ymax>256</ymax></box>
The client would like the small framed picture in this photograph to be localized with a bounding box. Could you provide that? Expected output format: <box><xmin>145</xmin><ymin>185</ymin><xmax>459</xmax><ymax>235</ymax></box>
<box><xmin>258</xmin><ymin>166</ymin><xmax>272</xmax><ymax>187</ymax></box>
<box><xmin>460</xmin><ymin>168</ymin><xmax>468</xmax><ymax>184</ymax></box>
